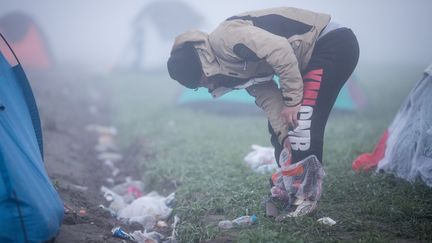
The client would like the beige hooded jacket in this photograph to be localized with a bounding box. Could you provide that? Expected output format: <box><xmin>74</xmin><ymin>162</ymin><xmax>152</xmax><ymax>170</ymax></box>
<box><xmin>171</xmin><ymin>7</ymin><xmax>330</xmax><ymax>144</ymax></box>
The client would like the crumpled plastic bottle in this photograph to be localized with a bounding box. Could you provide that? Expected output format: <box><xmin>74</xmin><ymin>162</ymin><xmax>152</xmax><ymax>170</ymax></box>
<box><xmin>218</xmin><ymin>215</ymin><xmax>257</xmax><ymax>229</ymax></box>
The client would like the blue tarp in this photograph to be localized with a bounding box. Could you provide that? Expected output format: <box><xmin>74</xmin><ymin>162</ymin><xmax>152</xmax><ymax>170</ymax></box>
<box><xmin>0</xmin><ymin>35</ymin><xmax>63</xmax><ymax>242</ymax></box>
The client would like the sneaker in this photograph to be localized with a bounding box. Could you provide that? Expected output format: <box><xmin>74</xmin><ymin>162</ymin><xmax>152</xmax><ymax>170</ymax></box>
<box><xmin>275</xmin><ymin>198</ymin><xmax>318</xmax><ymax>221</ymax></box>
<box><xmin>272</xmin><ymin>155</ymin><xmax>324</xmax><ymax>220</ymax></box>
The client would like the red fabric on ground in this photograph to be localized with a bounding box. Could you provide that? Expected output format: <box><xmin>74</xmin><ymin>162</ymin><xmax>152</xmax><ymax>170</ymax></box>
<box><xmin>352</xmin><ymin>130</ymin><xmax>389</xmax><ymax>173</ymax></box>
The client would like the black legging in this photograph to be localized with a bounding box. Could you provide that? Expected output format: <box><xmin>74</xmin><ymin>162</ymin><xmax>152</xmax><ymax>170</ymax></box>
<box><xmin>270</xmin><ymin>27</ymin><xmax>360</xmax><ymax>165</ymax></box>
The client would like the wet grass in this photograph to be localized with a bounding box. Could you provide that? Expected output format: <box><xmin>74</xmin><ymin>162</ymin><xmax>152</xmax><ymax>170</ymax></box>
<box><xmin>108</xmin><ymin>64</ymin><xmax>432</xmax><ymax>242</ymax></box>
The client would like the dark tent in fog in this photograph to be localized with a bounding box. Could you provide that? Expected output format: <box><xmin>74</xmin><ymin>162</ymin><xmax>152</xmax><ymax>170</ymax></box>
<box><xmin>0</xmin><ymin>34</ymin><xmax>63</xmax><ymax>242</ymax></box>
<box><xmin>125</xmin><ymin>0</ymin><xmax>204</xmax><ymax>69</ymax></box>
<box><xmin>0</xmin><ymin>11</ymin><xmax>54</xmax><ymax>70</ymax></box>
<box><xmin>353</xmin><ymin>64</ymin><xmax>432</xmax><ymax>187</ymax></box>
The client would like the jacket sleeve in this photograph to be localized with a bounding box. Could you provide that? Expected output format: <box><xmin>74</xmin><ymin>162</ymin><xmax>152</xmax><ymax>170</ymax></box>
<box><xmin>246</xmin><ymin>81</ymin><xmax>289</xmax><ymax>145</ymax></box>
<box><xmin>220</xmin><ymin>24</ymin><xmax>304</xmax><ymax>106</ymax></box>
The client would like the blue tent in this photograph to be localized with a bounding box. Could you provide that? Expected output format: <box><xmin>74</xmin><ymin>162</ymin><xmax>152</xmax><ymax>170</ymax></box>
<box><xmin>0</xmin><ymin>34</ymin><xmax>63</xmax><ymax>242</ymax></box>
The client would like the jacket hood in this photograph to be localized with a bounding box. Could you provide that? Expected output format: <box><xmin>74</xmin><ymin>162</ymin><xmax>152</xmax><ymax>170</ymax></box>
<box><xmin>171</xmin><ymin>30</ymin><xmax>220</xmax><ymax>77</ymax></box>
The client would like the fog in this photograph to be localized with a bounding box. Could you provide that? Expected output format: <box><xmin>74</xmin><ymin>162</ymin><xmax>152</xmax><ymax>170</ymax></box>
<box><xmin>1</xmin><ymin>0</ymin><xmax>431</xmax><ymax>71</ymax></box>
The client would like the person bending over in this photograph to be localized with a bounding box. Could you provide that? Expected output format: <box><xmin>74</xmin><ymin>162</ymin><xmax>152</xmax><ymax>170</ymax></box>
<box><xmin>167</xmin><ymin>7</ymin><xmax>359</xmax><ymax>218</ymax></box>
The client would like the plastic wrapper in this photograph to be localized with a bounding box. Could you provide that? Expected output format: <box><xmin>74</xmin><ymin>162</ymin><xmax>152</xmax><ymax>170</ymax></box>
<box><xmin>271</xmin><ymin>154</ymin><xmax>325</xmax><ymax>204</ymax></box>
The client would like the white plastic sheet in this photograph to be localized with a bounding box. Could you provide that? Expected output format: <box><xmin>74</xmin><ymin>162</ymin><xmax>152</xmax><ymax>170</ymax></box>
<box><xmin>377</xmin><ymin>64</ymin><xmax>432</xmax><ymax>186</ymax></box>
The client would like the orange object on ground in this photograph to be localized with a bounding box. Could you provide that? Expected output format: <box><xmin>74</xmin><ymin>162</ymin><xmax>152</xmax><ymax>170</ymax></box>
<box><xmin>352</xmin><ymin>130</ymin><xmax>389</xmax><ymax>172</ymax></box>
<box><xmin>282</xmin><ymin>165</ymin><xmax>304</xmax><ymax>177</ymax></box>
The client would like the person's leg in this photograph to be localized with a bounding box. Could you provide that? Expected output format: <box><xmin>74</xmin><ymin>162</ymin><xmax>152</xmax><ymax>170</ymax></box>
<box><xmin>273</xmin><ymin>28</ymin><xmax>359</xmax><ymax>219</ymax></box>
<box><xmin>288</xmin><ymin>27</ymin><xmax>360</xmax><ymax>164</ymax></box>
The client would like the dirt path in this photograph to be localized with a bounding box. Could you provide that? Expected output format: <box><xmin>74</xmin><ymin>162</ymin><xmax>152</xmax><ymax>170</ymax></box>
<box><xmin>31</xmin><ymin>69</ymin><xmax>143</xmax><ymax>242</ymax></box>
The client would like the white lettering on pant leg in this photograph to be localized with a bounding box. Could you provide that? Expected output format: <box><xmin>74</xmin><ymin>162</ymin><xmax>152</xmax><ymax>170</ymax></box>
<box><xmin>289</xmin><ymin>106</ymin><xmax>313</xmax><ymax>151</ymax></box>
<box><xmin>289</xmin><ymin>68</ymin><xmax>322</xmax><ymax>153</ymax></box>
<box><xmin>290</xmin><ymin>136</ymin><xmax>311</xmax><ymax>150</ymax></box>
<box><xmin>299</xmin><ymin>106</ymin><xmax>313</xmax><ymax>120</ymax></box>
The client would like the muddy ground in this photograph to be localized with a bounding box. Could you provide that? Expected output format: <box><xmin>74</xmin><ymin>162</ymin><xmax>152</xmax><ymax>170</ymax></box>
<box><xmin>31</xmin><ymin>68</ymin><xmax>149</xmax><ymax>242</ymax></box>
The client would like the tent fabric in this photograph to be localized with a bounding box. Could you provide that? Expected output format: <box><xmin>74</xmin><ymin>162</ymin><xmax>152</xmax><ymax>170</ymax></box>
<box><xmin>353</xmin><ymin>64</ymin><xmax>432</xmax><ymax>187</ymax></box>
<box><xmin>376</xmin><ymin>64</ymin><xmax>432</xmax><ymax>186</ymax></box>
<box><xmin>0</xmin><ymin>33</ymin><xmax>43</xmax><ymax>156</ymax></box>
<box><xmin>0</xmin><ymin>34</ymin><xmax>63</xmax><ymax>242</ymax></box>
<box><xmin>0</xmin><ymin>12</ymin><xmax>53</xmax><ymax>69</ymax></box>
<box><xmin>134</xmin><ymin>1</ymin><xmax>204</xmax><ymax>40</ymax></box>
<box><xmin>178</xmin><ymin>74</ymin><xmax>364</xmax><ymax>111</ymax></box>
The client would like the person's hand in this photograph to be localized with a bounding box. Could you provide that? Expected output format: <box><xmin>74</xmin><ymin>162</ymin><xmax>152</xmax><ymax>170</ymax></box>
<box><xmin>282</xmin><ymin>136</ymin><xmax>292</xmax><ymax>150</ymax></box>
<box><xmin>281</xmin><ymin>103</ymin><xmax>301</xmax><ymax>130</ymax></box>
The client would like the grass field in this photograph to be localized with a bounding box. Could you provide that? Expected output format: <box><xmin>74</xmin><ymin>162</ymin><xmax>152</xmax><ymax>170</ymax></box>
<box><xmin>108</xmin><ymin>63</ymin><xmax>432</xmax><ymax>242</ymax></box>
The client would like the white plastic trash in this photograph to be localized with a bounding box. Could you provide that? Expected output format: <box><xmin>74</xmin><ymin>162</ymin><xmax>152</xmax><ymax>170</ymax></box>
<box><xmin>218</xmin><ymin>215</ymin><xmax>257</xmax><ymax>229</ymax></box>
<box><xmin>118</xmin><ymin>192</ymin><xmax>173</xmax><ymax>220</ymax></box>
<box><xmin>317</xmin><ymin>217</ymin><xmax>336</xmax><ymax>226</ymax></box>
<box><xmin>97</xmin><ymin>152</ymin><xmax>123</xmax><ymax>162</ymax></box>
<box><xmin>128</xmin><ymin>215</ymin><xmax>156</xmax><ymax>230</ymax></box>
<box><xmin>101</xmin><ymin>186</ymin><xmax>127</xmax><ymax>212</ymax></box>
<box><xmin>85</xmin><ymin>124</ymin><xmax>118</xmax><ymax>136</ymax></box>
<box><xmin>130</xmin><ymin>230</ymin><xmax>164</xmax><ymax>243</ymax></box>
<box><xmin>244</xmin><ymin>145</ymin><xmax>277</xmax><ymax>173</ymax></box>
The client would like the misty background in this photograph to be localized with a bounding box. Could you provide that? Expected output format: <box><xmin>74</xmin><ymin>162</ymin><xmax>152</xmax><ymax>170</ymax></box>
<box><xmin>1</xmin><ymin>0</ymin><xmax>431</xmax><ymax>73</ymax></box>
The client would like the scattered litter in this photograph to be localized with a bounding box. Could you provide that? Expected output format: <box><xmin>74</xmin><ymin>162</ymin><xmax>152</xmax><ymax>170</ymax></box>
<box><xmin>218</xmin><ymin>220</ymin><xmax>234</xmax><ymax>229</ymax></box>
<box><xmin>111</xmin><ymin>227</ymin><xmax>134</xmax><ymax>241</ymax></box>
<box><xmin>317</xmin><ymin>217</ymin><xmax>336</xmax><ymax>226</ymax></box>
<box><xmin>102</xmin><ymin>158</ymin><xmax>121</xmax><ymax>177</ymax></box>
<box><xmin>244</xmin><ymin>145</ymin><xmax>278</xmax><ymax>173</ymax></box>
<box><xmin>104</xmin><ymin>159</ymin><xmax>116</xmax><ymax>169</ymax></box>
<box><xmin>111</xmin><ymin>178</ymin><xmax>145</xmax><ymax>202</ymax></box>
<box><xmin>101</xmin><ymin>186</ymin><xmax>127</xmax><ymax>212</ymax></box>
<box><xmin>131</xmin><ymin>230</ymin><xmax>165</xmax><ymax>243</ymax></box>
<box><xmin>128</xmin><ymin>215</ymin><xmax>156</xmax><ymax>230</ymax></box>
<box><xmin>101</xmin><ymin>185</ymin><xmax>175</xmax><ymax>229</ymax></box>
<box><xmin>105</xmin><ymin>178</ymin><xmax>115</xmax><ymax>185</ymax></box>
<box><xmin>166</xmin><ymin>215</ymin><xmax>180</xmax><ymax>243</ymax></box>
<box><xmin>88</xmin><ymin>124</ymin><xmax>179</xmax><ymax>241</ymax></box>
<box><xmin>128</xmin><ymin>185</ymin><xmax>143</xmax><ymax>199</ymax></box>
<box><xmin>96</xmin><ymin>134</ymin><xmax>117</xmax><ymax>151</ymax></box>
<box><xmin>112</xmin><ymin>168</ymin><xmax>120</xmax><ymax>177</ymax></box>
<box><xmin>165</xmin><ymin>192</ymin><xmax>176</xmax><ymax>207</ymax></box>
<box><xmin>86</xmin><ymin>124</ymin><xmax>118</xmax><ymax>136</ymax></box>
<box><xmin>218</xmin><ymin>215</ymin><xmax>257</xmax><ymax>229</ymax></box>
<box><xmin>95</xmin><ymin>143</ymin><xmax>117</xmax><ymax>153</ymax></box>
<box><xmin>98</xmin><ymin>134</ymin><xmax>114</xmax><ymax>144</ymax></box>
<box><xmin>157</xmin><ymin>220</ymin><xmax>168</xmax><ymax>228</ymax></box>
<box><xmin>98</xmin><ymin>152</ymin><xmax>123</xmax><ymax>162</ymax></box>
<box><xmin>78</xmin><ymin>208</ymin><xmax>87</xmax><ymax>217</ymax></box>
<box><xmin>64</xmin><ymin>204</ymin><xmax>73</xmax><ymax>214</ymax></box>
<box><xmin>98</xmin><ymin>204</ymin><xmax>117</xmax><ymax>217</ymax></box>
<box><xmin>118</xmin><ymin>192</ymin><xmax>174</xmax><ymax>220</ymax></box>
